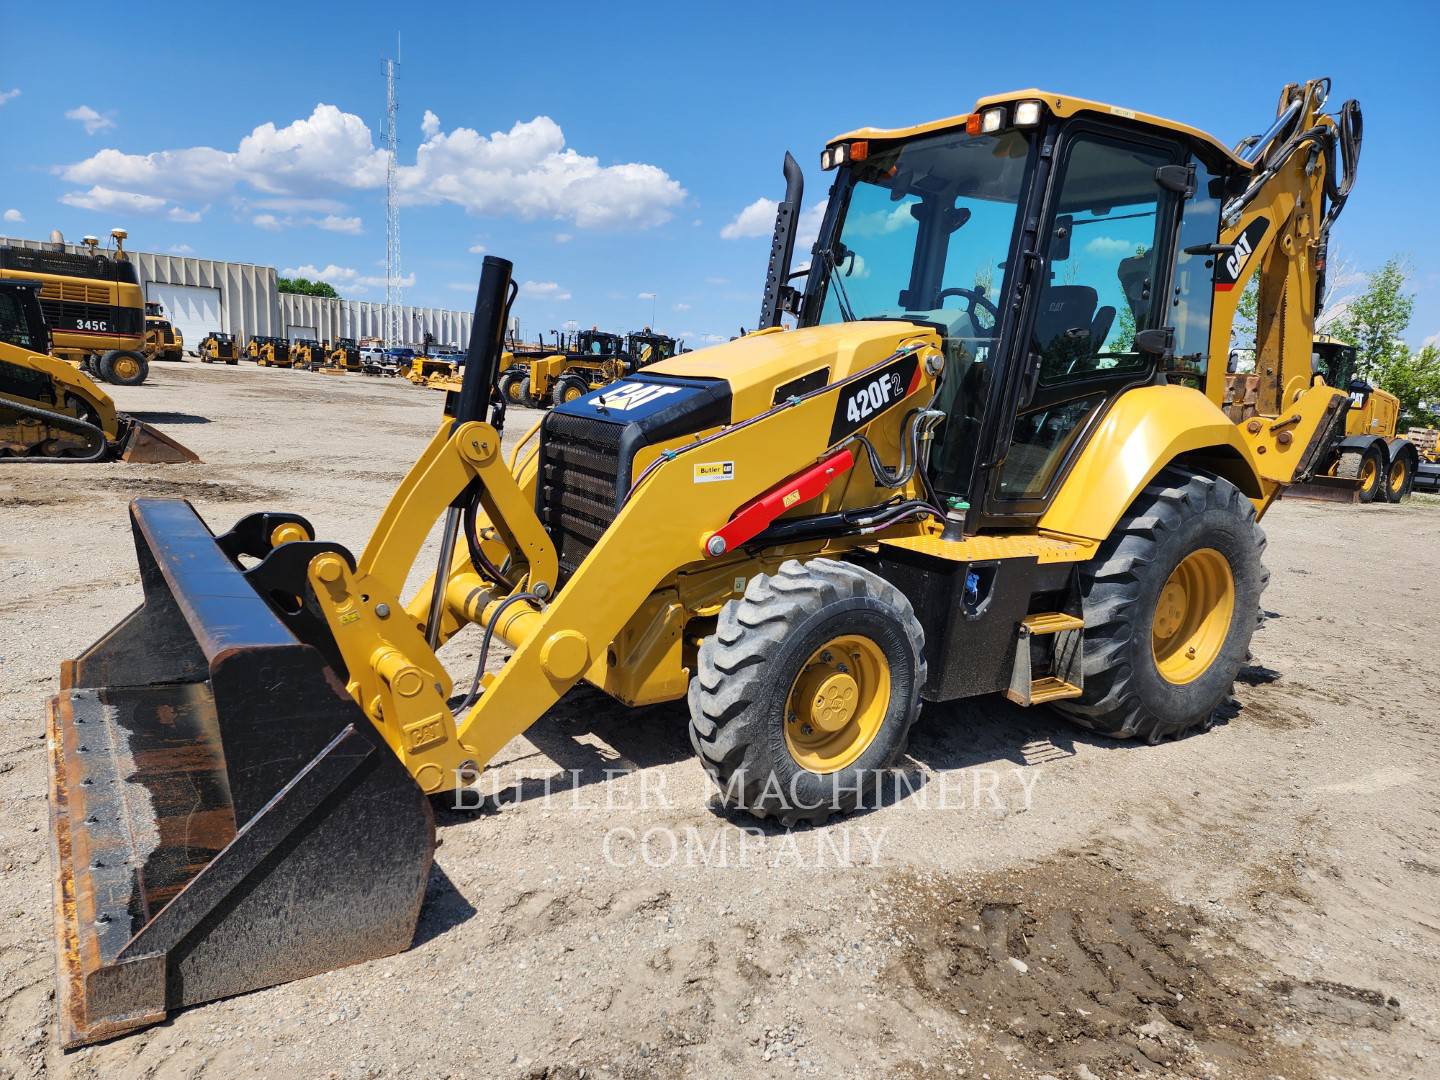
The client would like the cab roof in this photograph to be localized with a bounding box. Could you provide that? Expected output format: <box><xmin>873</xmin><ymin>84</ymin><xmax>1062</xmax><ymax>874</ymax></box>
<box><xmin>828</xmin><ymin>89</ymin><xmax>1252</xmax><ymax>174</ymax></box>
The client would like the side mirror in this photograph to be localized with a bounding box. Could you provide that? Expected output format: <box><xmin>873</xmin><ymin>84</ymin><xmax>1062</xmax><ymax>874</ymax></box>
<box><xmin>1134</xmin><ymin>327</ymin><xmax>1175</xmax><ymax>358</ymax></box>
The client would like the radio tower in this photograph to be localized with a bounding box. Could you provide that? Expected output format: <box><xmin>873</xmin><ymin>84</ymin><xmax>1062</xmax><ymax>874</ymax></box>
<box><xmin>383</xmin><ymin>47</ymin><xmax>402</xmax><ymax>348</ymax></box>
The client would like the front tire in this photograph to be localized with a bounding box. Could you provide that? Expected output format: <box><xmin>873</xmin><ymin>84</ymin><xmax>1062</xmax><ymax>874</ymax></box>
<box><xmin>1054</xmin><ymin>467</ymin><xmax>1267</xmax><ymax>743</ymax></box>
<box><xmin>553</xmin><ymin>374</ymin><xmax>588</xmax><ymax>406</ymax></box>
<box><xmin>99</xmin><ymin>350</ymin><xmax>148</xmax><ymax>386</ymax></box>
<box><xmin>688</xmin><ymin>558</ymin><xmax>926</xmax><ymax>825</ymax></box>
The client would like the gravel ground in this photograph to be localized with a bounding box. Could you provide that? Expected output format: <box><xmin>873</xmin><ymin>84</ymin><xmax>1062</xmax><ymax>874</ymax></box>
<box><xmin>1</xmin><ymin>358</ymin><xmax>1437</xmax><ymax>1079</ymax></box>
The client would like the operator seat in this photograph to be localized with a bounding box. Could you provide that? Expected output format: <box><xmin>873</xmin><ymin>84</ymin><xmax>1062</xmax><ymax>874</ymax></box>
<box><xmin>1032</xmin><ymin>285</ymin><xmax>1100</xmax><ymax>374</ymax></box>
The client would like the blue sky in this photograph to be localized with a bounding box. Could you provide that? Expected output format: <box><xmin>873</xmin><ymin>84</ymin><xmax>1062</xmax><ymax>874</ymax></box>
<box><xmin>2</xmin><ymin>0</ymin><xmax>1437</xmax><ymax>349</ymax></box>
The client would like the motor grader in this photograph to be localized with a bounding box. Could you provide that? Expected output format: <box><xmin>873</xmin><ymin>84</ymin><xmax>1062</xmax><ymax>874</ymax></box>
<box><xmin>1280</xmin><ymin>336</ymin><xmax>1419</xmax><ymax>502</ymax></box>
<box><xmin>0</xmin><ymin>281</ymin><xmax>197</xmax><ymax>461</ymax></box>
<box><xmin>502</xmin><ymin>328</ymin><xmax>633</xmax><ymax>406</ymax></box>
<box><xmin>196</xmin><ymin>331</ymin><xmax>239</xmax><ymax>365</ymax></box>
<box><xmin>45</xmin><ymin>79</ymin><xmax>1361</xmax><ymax>1046</ymax></box>
<box><xmin>0</xmin><ymin>229</ymin><xmax>149</xmax><ymax>386</ymax></box>
<box><xmin>142</xmin><ymin>306</ymin><xmax>184</xmax><ymax>363</ymax></box>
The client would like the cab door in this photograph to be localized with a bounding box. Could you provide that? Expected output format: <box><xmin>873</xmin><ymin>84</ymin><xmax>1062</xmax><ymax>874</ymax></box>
<box><xmin>979</xmin><ymin>124</ymin><xmax>1187</xmax><ymax>524</ymax></box>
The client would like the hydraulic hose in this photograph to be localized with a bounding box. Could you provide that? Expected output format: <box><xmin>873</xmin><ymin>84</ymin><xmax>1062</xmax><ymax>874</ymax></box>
<box><xmin>0</xmin><ymin>397</ymin><xmax>109</xmax><ymax>462</ymax></box>
<box><xmin>453</xmin><ymin>590</ymin><xmax>541</xmax><ymax>716</ymax></box>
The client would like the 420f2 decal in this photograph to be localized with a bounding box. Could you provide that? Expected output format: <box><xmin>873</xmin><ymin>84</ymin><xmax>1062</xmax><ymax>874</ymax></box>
<box><xmin>827</xmin><ymin>353</ymin><xmax>920</xmax><ymax>444</ymax></box>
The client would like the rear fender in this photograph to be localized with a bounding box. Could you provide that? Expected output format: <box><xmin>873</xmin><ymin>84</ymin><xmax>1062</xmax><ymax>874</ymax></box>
<box><xmin>1040</xmin><ymin>385</ymin><xmax>1265</xmax><ymax>542</ymax></box>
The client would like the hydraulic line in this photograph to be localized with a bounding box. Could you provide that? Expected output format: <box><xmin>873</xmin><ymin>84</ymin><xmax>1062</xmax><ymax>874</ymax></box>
<box><xmin>453</xmin><ymin>590</ymin><xmax>541</xmax><ymax>716</ymax></box>
<box><xmin>0</xmin><ymin>396</ymin><xmax>108</xmax><ymax>462</ymax></box>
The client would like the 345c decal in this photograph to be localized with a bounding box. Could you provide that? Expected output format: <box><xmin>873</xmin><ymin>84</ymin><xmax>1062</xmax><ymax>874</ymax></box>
<box><xmin>827</xmin><ymin>353</ymin><xmax>919</xmax><ymax>444</ymax></box>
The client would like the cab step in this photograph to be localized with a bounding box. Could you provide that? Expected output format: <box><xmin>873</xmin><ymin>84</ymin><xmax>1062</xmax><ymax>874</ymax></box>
<box><xmin>1006</xmin><ymin>612</ymin><xmax>1085</xmax><ymax>707</ymax></box>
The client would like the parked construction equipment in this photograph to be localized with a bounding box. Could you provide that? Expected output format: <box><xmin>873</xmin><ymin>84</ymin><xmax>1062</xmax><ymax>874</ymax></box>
<box><xmin>0</xmin><ymin>281</ymin><xmax>197</xmax><ymax>461</ymax></box>
<box><xmin>197</xmin><ymin>332</ymin><xmax>239</xmax><ymax>365</ymax></box>
<box><xmin>1409</xmin><ymin>426</ymin><xmax>1440</xmax><ymax>491</ymax></box>
<box><xmin>0</xmin><ymin>229</ymin><xmax>149</xmax><ymax>386</ymax></box>
<box><xmin>290</xmin><ymin>339</ymin><xmax>327</xmax><ymax>371</ymax></box>
<box><xmin>46</xmin><ymin>80</ymin><xmax>1361</xmax><ymax>1044</ymax></box>
<box><xmin>143</xmin><ymin>305</ymin><xmax>185</xmax><ymax>363</ymax></box>
<box><xmin>328</xmin><ymin>336</ymin><xmax>362</xmax><ymax>372</ymax></box>
<box><xmin>255</xmin><ymin>336</ymin><xmax>292</xmax><ymax>367</ymax></box>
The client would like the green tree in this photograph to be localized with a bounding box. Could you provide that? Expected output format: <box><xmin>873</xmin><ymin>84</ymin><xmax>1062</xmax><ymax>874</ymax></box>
<box><xmin>1332</xmin><ymin>259</ymin><xmax>1440</xmax><ymax>427</ymax></box>
<box><xmin>277</xmin><ymin>276</ymin><xmax>340</xmax><ymax>299</ymax></box>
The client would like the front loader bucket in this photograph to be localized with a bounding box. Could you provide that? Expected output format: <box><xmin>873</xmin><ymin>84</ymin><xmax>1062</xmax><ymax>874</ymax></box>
<box><xmin>117</xmin><ymin>418</ymin><xmax>201</xmax><ymax>464</ymax></box>
<box><xmin>48</xmin><ymin>498</ymin><xmax>434</xmax><ymax>1047</ymax></box>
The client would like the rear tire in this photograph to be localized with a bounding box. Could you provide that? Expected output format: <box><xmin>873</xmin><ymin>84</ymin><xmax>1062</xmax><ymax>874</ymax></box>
<box><xmin>688</xmin><ymin>558</ymin><xmax>926</xmax><ymax>825</ymax></box>
<box><xmin>1337</xmin><ymin>443</ymin><xmax>1386</xmax><ymax>504</ymax></box>
<box><xmin>518</xmin><ymin>376</ymin><xmax>537</xmax><ymax>407</ymax></box>
<box><xmin>1386</xmin><ymin>450</ymin><xmax>1415</xmax><ymax>504</ymax></box>
<box><xmin>99</xmin><ymin>350</ymin><xmax>148</xmax><ymax>387</ymax></box>
<box><xmin>499</xmin><ymin>370</ymin><xmax>524</xmax><ymax>404</ymax></box>
<box><xmin>1054</xmin><ymin>467</ymin><xmax>1266</xmax><ymax>743</ymax></box>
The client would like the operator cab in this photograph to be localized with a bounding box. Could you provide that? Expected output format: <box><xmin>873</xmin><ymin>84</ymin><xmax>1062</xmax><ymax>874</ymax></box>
<box><xmin>799</xmin><ymin>93</ymin><xmax>1241</xmax><ymax>526</ymax></box>
<box><xmin>0</xmin><ymin>281</ymin><xmax>51</xmax><ymax>354</ymax></box>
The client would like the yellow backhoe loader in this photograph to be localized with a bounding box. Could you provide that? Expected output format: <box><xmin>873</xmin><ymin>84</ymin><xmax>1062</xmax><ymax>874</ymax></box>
<box><xmin>142</xmin><ymin>306</ymin><xmax>185</xmax><ymax>363</ymax></box>
<box><xmin>0</xmin><ymin>282</ymin><xmax>198</xmax><ymax>461</ymax></box>
<box><xmin>44</xmin><ymin>79</ymin><xmax>1360</xmax><ymax>1045</ymax></box>
<box><xmin>0</xmin><ymin>229</ymin><xmax>149</xmax><ymax>386</ymax></box>
<box><xmin>197</xmin><ymin>331</ymin><xmax>239</xmax><ymax>365</ymax></box>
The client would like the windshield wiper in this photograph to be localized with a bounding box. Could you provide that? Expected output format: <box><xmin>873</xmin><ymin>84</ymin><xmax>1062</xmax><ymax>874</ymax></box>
<box><xmin>822</xmin><ymin>246</ymin><xmax>858</xmax><ymax>323</ymax></box>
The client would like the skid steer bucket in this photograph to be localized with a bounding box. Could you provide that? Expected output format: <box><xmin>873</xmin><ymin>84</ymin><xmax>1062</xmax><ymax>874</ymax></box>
<box><xmin>117</xmin><ymin>417</ymin><xmax>201</xmax><ymax>464</ymax></box>
<box><xmin>48</xmin><ymin>498</ymin><xmax>433</xmax><ymax>1048</ymax></box>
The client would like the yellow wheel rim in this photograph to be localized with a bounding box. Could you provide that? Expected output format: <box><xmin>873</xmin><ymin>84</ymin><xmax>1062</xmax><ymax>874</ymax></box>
<box><xmin>1389</xmin><ymin>459</ymin><xmax>1406</xmax><ymax>494</ymax></box>
<box><xmin>1360</xmin><ymin>457</ymin><xmax>1378</xmax><ymax>493</ymax></box>
<box><xmin>506</xmin><ymin>381</ymin><xmax>523</xmax><ymax>402</ymax></box>
<box><xmin>1151</xmin><ymin>548</ymin><xmax>1235</xmax><ymax>685</ymax></box>
<box><xmin>113</xmin><ymin>356</ymin><xmax>140</xmax><ymax>381</ymax></box>
<box><xmin>784</xmin><ymin>634</ymin><xmax>888</xmax><ymax>773</ymax></box>
<box><xmin>563</xmin><ymin>385</ymin><xmax>584</xmax><ymax>402</ymax></box>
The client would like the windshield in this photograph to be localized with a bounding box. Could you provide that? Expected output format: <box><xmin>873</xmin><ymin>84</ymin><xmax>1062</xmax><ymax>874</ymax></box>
<box><xmin>810</xmin><ymin>129</ymin><xmax>1031</xmax><ymax>354</ymax></box>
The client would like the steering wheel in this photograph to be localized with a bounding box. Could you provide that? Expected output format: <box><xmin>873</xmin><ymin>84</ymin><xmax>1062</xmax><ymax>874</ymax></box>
<box><xmin>936</xmin><ymin>286</ymin><xmax>1001</xmax><ymax>332</ymax></box>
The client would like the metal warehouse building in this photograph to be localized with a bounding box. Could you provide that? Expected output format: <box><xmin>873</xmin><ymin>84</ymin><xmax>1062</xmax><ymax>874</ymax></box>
<box><xmin>0</xmin><ymin>233</ymin><xmax>473</xmax><ymax>352</ymax></box>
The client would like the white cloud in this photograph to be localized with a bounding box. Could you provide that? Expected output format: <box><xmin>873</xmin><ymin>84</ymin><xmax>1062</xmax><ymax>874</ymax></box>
<box><xmin>252</xmin><ymin>212</ymin><xmax>284</xmax><ymax>230</ymax></box>
<box><xmin>522</xmin><ymin>280</ymin><xmax>572</xmax><ymax>301</ymax></box>
<box><xmin>2</xmin><ymin>208</ymin><xmax>22</xmax><ymax>223</ymax></box>
<box><xmin>0</xmin><ymin>89</ymin><xmax>18</xmax><ymax>107</ymax></box>
<box><xmin>403</xmin><ymin>115</ymin><xmax>685</xmax><ymax>228</ymax></box>
<box><xmin>311</xmin><ymin>213</ymin><xmax>362</xmax><ymax>234</ymax></box>
<box><xmin>61</xmin><ymin>105</ymin><xmax>684</xmax><ymax>232</ymax></box>
<box><xmin>65</xmin><ymin>105</ymin><xmax>114</xmax><ymax>135</ymax></box>
<box><xmin>168</xmin><ymin>243</ymin><xmax>194</xmax><ymax>254</ymax></box>
<box><xmin>254</xmin><ymin>196</ymin><xmax>347</xmax><ymax>213</ymax></box>
<box><xmin>167</xmin><ymin>205</ymin><xmax>203</xmax><ymax>223</ymax></box>
<box><xmin>553</xmin><ymin>232</ymin><xmax>573</xmax><ymax>243</ymax></box>
<box><xmin>720</xmin><ymin>197</ymin><xmax>776</xmax><ymax>240</ymax></box>
<box><xmin>467</xmin><ymin>243</ymin><xmax>487</xmax><ymax>254</ymax></box>
<box><xmin>638</xmin><ymin>291</ymin><xmax>656</xmax><ymax>300</ymax></box>
<box><xmin>1084</xmin><ymin>235</ymin><xmax>1133</xmax><ymax>257</ymax></box>
<box><xmin>60</xmin><ymin>185</ymin><xmax>166</xmax><ymax>213</ymax></box>
<box><xmin>421</xmin><ymin>110</ymin><xmax>441</xmax><ymax>139</ymax></box>
<box><xmin>673</xmin><ymin>302</ymin><xmax>691</xmax><ymax>311</ymax></box>
<box><xmin>721</xmin><ymin>197</ymin><xmax>826</xmax><ymax>246</ymax></box>
<box><xmin>281</xmin><ymin>263</ymin><xmax>413</xmax><ymax>291</ymax></box>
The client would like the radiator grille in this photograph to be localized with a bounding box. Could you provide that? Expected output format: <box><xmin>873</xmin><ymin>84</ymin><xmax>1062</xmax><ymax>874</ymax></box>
<box><xmin>538</xmin><ymin>411</ymin><xmax>624</xmax><ymax>579</ymax></box>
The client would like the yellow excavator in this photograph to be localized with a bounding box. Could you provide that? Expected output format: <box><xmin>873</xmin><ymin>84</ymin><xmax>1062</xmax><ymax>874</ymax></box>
<box><xmin>0</xmin><ymin>282</ymin><xmax>197</xmax><ymax>461</ymax></box>
<box><xmin>0</xmin><ymin>229</ymin><xmax>150</xmax><ymax>386</ymax></box>
<box><xmin>45</xmin><ymin>79</ymin><xmax>1360</xmax><ymax>1045</ymax></box>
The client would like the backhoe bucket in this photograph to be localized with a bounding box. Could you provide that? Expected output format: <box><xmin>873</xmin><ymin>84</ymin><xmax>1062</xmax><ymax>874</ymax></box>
<box><xmin>117</xmin><ymin>418</ymin><xmax>201</xmax><ymax>464</ymax></box>
<box><xmin>48</xmin><ymin>498</ymin><xmax>433</xmax><ymax>1048</ymax></box>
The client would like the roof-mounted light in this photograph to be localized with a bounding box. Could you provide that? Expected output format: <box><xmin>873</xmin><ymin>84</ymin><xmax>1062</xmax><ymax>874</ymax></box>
<box><xmin>980</xmin><ymin>107</ymin><xmax>1006</xmax><ymax>134</ymax></box>
<box><xmin>1012</xmin><ymin>100</ymin><xmax>1042</xmax><ymax>127</ymax></box>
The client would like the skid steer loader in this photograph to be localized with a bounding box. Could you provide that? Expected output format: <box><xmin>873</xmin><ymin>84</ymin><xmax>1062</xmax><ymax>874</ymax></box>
<box><xmin>1</xmin><ymin>282</ymin><xmax>198</xmax><ymax>461</ymax></box>
<box><xmin>196</xmin><ymin>332</ymin><xmax>239</xmax><ymax>365</ymax></box>
<box><xmin>45</xmin><ymin>79</ymin><xmax>1360</xmax><ymax>1045</ymax></box>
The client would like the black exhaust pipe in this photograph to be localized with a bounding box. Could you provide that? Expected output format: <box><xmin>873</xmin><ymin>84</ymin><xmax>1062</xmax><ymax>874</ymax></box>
<box><xmin>757</xmin><ymin>151</ymin><xmax>804</xmax><ymax>330</ymax></box>
<box><xmin>453</xmin><ymin>255</ymin><xmax>515</xmax><ymax>429</ymax></box>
